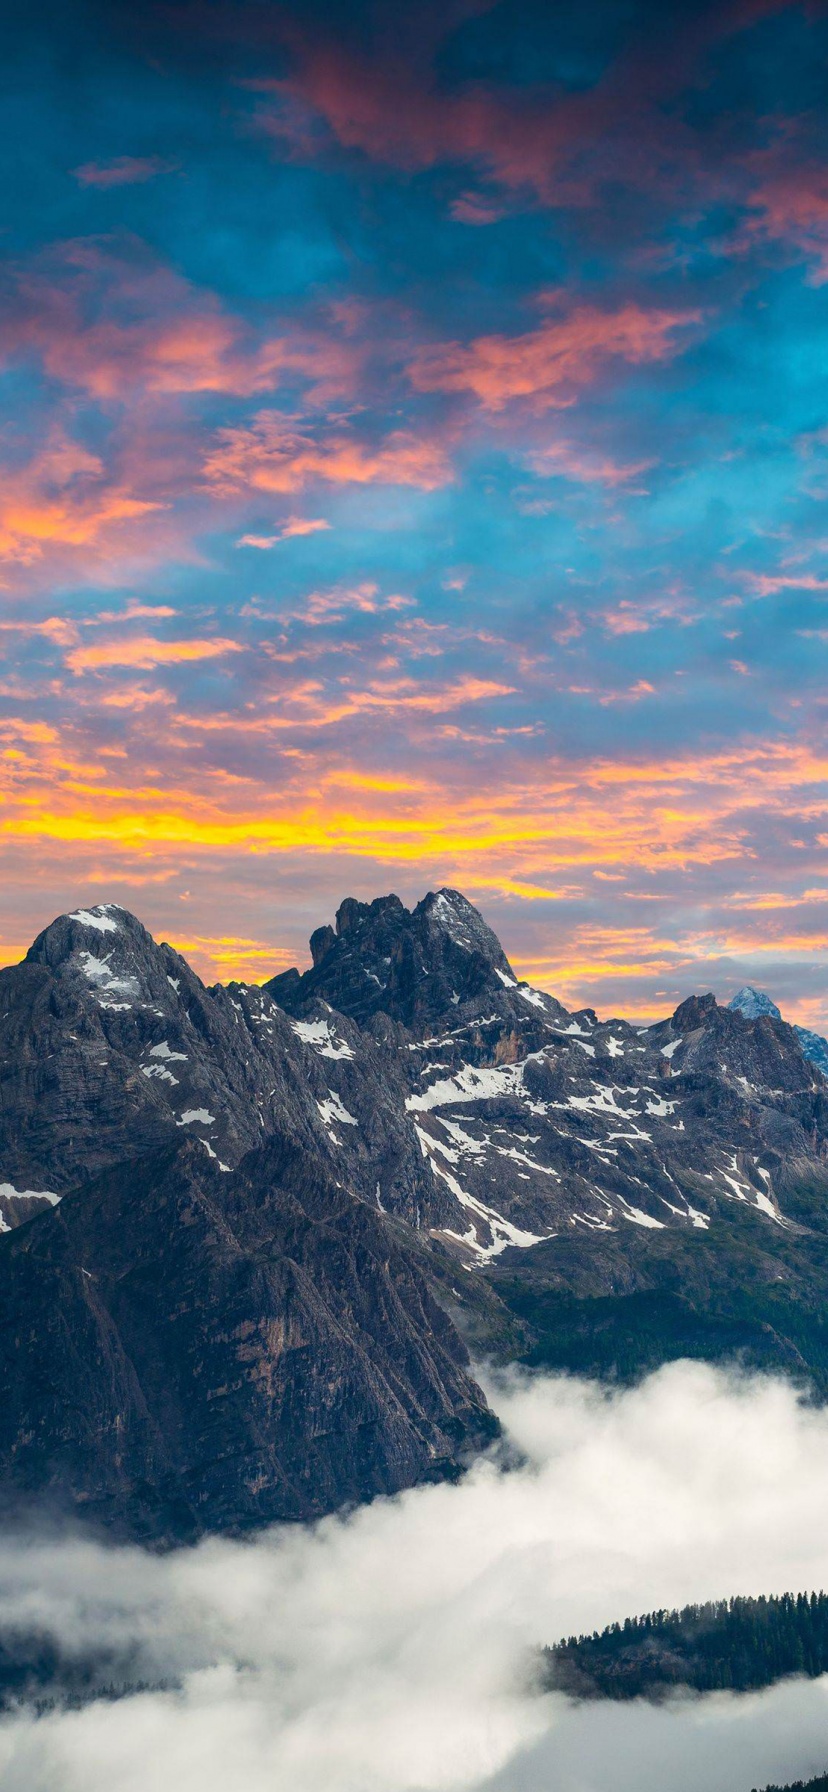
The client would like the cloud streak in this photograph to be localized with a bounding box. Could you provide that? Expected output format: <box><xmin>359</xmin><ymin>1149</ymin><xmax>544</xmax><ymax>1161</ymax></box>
<box><xmin>409</xmin><ymin>303</ymin><xmax>701</xmax><ymax>411</ymax></box>
<box><xmin>65</xmin><ymin>637</ymin><xmax>243</xmax><ymax>674</ymax></box>
<box><xmin>73</xmin><ymin>157</ymin><xmax>176</xmax><ymax>188</ymax></box>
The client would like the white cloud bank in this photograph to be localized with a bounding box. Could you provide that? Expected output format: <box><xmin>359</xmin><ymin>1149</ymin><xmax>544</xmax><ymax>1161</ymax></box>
<box><xmin>1</xmin><ymin>1363</ymin><xmax>828</xmax><ymax>1791</ymax></box>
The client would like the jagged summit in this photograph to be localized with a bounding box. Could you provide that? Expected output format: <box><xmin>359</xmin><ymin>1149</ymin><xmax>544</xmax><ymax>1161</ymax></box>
<box><xmin>266</xmin><ymin>884</ymin><xmax>561</xmax><ymax>1030</ymax></box>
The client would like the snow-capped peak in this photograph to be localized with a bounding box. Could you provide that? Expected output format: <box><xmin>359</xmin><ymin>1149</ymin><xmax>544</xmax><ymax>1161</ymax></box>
<box><xmin>67</xmin><ymin>904</ymin><xmax>124</xmax><ymax>935</ymax></box>
<box><xmin>728</xmin><ymin>986</ymin><xmax>782</xmax><ymax>1021</ymax></box>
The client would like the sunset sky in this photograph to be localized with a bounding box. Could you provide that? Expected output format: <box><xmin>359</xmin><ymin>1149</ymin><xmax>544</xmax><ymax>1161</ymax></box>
<box><xmin>3</xmin><ymin>0</ymin><xmax>828</xmax><ymax>1022</ymax></box>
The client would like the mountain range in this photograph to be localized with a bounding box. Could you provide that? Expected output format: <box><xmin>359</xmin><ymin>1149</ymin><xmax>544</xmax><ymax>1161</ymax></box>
<box><xmin>1</xmin><ymin>888</ymin><xmax>827</xmax><ymax>1538</ymax></box>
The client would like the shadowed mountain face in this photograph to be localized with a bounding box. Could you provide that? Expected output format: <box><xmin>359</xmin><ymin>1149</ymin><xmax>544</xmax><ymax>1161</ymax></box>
<box><xmin>1</xmin><ymin>890</ymin><xmax>828</xmax><ymax>1536</ymax></box>
<box><xmin>0</xmin><ymin>1136</ymin><xmax>494</xmax><ymax>1540</ymax></box>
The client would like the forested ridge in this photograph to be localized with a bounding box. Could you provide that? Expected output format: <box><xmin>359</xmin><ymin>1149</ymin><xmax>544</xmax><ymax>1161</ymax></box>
<box><xmin>542</xmin><ymin>1593</ymin><xmax>828</xmax><ymax>1700</ymax></box>
<box><xmin>755</xmin><ymin>1777</ymin><xmax>828</xmax><ymax>1791</ymax></box>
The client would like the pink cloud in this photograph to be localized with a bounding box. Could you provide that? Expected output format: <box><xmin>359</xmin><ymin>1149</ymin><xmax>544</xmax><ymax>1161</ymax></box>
<box><xmin>0</xmin><ymin>615</ymin><xmax>79</xmax><ymax>648</ymax></box>
<box><xmin>0</xmin><ymin>431</ymin><xmax>164</xmax><ymax>567</ymax></box>
<box><xmin>236</xmin><ymin>517</ymin><xmax>332</xmax><ymax>547</ymax></box>
<box><xmin>291</xmin><ymin>584</ymin><xmax>414</xmax><ymax>626</ymax></box>
<box><xmin>743</xmin><ymin>570</ymin><xmax>828</xmax><ymax>595</ymax></box>
<box><xmin>449</xmin><ymin>193</ymin><xmax>509</xmax><ymax>225</ymax></box>
<box><xmin>740</xmin><ymin>162</ymin><xmax>828</xmax><ymax>283</ymax></box>
<box><xmin>2</xmin><ymin>241</ymin><xmax>361</xmax><ymax>404</ymax></box>
<box><xmin>408</xmin><ymin>302</ymin><xmax>701</xmax><ymax>411</ymax></box>
<box><xmin>91</xmin><ymin>601</ymin><xmax>177</xmax><ymax>624</ymax></box>
<box><xmin>279</xmin><ymin>516</ymin><xmax>332</xmax><ymax>538</ymax></box>
<box><xmin>248</xmin><ymin>4</ymin><xmax>784</xmax><ymax>210</ymax></box>
<box><xmin>250</xmin><ymin>43</ymin><xmax>619</xmax><ymax>209</ymax></box>
<box><xmin>205</xmin><ymin>413</ymin><xmax>452</xmax><ymax>493</ymax></box>
<box><xmin>524</xmin><ymin>440</ymin><xmax>655</xmax><ymax>486</ymax></box>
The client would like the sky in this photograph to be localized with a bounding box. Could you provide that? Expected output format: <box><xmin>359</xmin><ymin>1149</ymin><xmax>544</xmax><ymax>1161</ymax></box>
<box><xmin>3</xmin><ymin>1364</ymin><xmax>828</xmax><ymax>1791</ymax></box>
<box><xmin>2</xmin><ymin>0</ymin><xmax>828</xmax><ymax>1022</ymax></box>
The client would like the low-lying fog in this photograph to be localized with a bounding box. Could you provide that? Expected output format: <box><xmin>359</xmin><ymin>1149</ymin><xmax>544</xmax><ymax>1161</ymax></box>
<box><xmin>1</xmin><ymin>1362</ymin><xmax>828</xmax><ymax>1792</ymax></box>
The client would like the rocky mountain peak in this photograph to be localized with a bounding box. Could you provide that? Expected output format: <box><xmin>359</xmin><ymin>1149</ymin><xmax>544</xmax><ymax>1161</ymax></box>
<box><xmin>729</xmin><ymin>986</ymin><xmax>783</xmax><ymax>1021</ymax></box>
<box><xmin>663</xmin><ymin>984</ymin><xmax>820</xmax><ymax>1094</ymax></box>
<box><xmin>266</xmin><ymin>886</ymin><xmax>524</xmax><ymax>1030</ymax></box>
<box><xmin>26</xmin><ymin>903</ymin><xmax>151</xmax><ymax>970</ymax></box>
<box><xmin>336</xmin><ymin>892</ymin><xmax>407</xmax><ymax>939</ymax></box>
<box><xmin>670</xmin><ymin>992</ymin><xmax>718</xmax><ymax>1032</ymax></box>
<box><xmin>22</xmin><ymin>901</ymin><xmax>203</xmax><ymax>1029</ymax></box>
<box><xmin>417</xmin><ymin>887</ymin><xmax>514</xmax><ymax>970</ymax></box>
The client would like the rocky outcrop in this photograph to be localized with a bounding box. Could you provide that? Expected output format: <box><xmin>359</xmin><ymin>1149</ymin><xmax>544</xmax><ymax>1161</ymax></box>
<box><xmin>267</xmin><ymin>887</ymin><xmax>564</xmax><ymax>1030</ymax></box>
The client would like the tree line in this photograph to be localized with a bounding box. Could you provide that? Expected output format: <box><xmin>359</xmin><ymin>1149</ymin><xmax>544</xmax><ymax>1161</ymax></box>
<box><xmin>755</xmin><ymin>1777</ymin><xmax>828</xmax><ymax>1792</ymax></box>
<box><xmin>542</xmin><ymin>1592</ymin><xmax>828</xmax><ymax>1701</ymax></box>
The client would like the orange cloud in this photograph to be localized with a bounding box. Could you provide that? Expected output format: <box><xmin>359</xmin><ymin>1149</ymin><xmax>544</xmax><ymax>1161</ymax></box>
<box><xmin>66</xmin><ymin>636</ymin><xmax>243</xmax><ymax>673</ymax></box>
<box><xmin>99</xmin><ymin>686</ymin><xmax>174</xmax><ymax>710</ymax></box>
<box><xmin>173</xmin><ymin>935</ymin><xmax>297</xmax><ymax>983</ymax></box>
<box><xmin>2</xmin><ymin>734</ymin><xmax>822</xmax><ymax>869</ymax></box>
<box><xmin>205</xmin><ymin>413</ymin><xmax>452</xmax><ymax>493</ymax></box>
<box><xmin>0</xmin><ymin>431</ymin><xmax>165</xmax><ymax>576</ymax></box>
<box><xmin>408</xmin><ymin>302</ymin><xmax>701</xmax><ymax>411</ymax></box>
<box><xmin>0</xmin><ymin>717</ymin><xmax>59</xmax><ymax>744</ymax></box>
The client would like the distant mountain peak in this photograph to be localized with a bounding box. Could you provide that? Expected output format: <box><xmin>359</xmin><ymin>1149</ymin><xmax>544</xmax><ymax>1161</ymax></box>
<box><xmin>727</xmin><ymin>985</ymin><xmax>828</xmax><ymax>1080</ymax></box>
<box><xmin>729</xmin><ymin>986</ymin><xmax>782</xmax><ymax>1021</ymax></box>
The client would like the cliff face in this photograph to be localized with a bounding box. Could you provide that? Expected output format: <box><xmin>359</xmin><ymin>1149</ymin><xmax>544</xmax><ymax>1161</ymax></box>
<box><xmin>0</xmin><ymin>1134</ymin><xmax>494</xmax><ymax>1540</ymax></box>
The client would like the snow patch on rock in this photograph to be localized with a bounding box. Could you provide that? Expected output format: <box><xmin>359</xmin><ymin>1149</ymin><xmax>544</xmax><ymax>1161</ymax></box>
<box><xmin>69</xmin><ymin>905</ymin><xmax>122</xmax><ymax>934</ymax></box>
<box><xmin>291</xmin><ymin>1018</ymin><xmax>354</xmax><ymax>1061</ymax></box>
